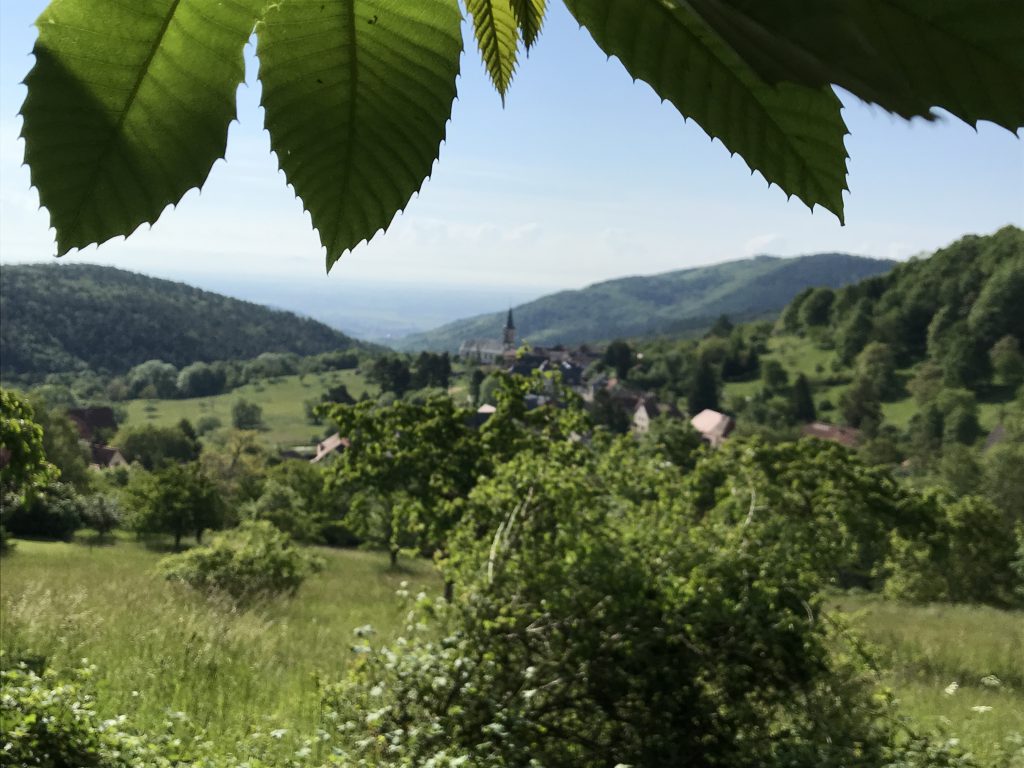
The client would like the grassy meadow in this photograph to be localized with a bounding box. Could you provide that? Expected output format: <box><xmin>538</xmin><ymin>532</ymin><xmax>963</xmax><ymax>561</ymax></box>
<box><xmin>3</xmin><ymin>538</ymin><xmax>1021</xmax><ymax>765</ymax></box>
<box><xmin>119</xmin><ymin>369</ymin><xmax>377</xmax><ymax>448</ymax></box>
<box><xmin>1</xmin><ymin>539</ymin><xmax>438</xmax><ymax>759</ymax></box>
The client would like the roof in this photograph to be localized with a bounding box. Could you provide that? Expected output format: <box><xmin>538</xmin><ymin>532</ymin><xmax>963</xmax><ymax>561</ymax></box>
<box><xmin>690</xmin><ymin>409</ymin><xmax>733</xmax><ymax>438</ymax></box>
<box><xmin>67</xmin><ymin>407</ymin><xmax>118</xmax><ymax>440</ymax></box>
<box><xmin>800</xmin><ymin>421</ymin><xmax>862</xmax><ymax>448</ymax></box>
<box><xmin>505</xmin><ymin>308</ymin><xmax>515</xmax><ymax>330</ymax></box>
<box><xmin>459</xmin><ymin>339</ymin><xmax>505</xmax><ymax>355</ymax></box>
<box><xmin>89</xmin><ymin>444</ymin><xmax>126</xmax><ymax>468</ymax></box>
<box><xmin>311</xmin><ymin>433</ymin><xmax>350</xmax><ymax>463</ymax></box>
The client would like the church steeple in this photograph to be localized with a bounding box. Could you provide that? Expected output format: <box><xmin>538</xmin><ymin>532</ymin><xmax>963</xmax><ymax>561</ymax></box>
<box><xmin>503</xmin><ymin>307</ymin><xmax>516</xmax><ymax>349</ymax></box>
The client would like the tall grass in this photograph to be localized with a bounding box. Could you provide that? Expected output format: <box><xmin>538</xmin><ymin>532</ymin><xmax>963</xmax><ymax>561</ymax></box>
<box><xmin>1</xmin><ymin>540</ymin><xmax>437</xmax><ymax>756</ymax></box>
<box><xmin>833</xmin><ymin>593</ymin><xmax>1024</xmax><ymax>764</ymax></box>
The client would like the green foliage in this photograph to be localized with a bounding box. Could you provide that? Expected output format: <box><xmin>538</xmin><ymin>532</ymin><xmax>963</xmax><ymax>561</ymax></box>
<box><xmin>602</xmin><ymin>339</ymin><xmax>635</xmax><ymax>379</ymax></box>
<box><xmin>883</xmin><ymin>493</ymin><xmax>1022</xmax><ymax>607</ymax></box>
<box><xmin>128</xmin><ymin>463</ymin><xmax>223</xmax><ymax>549</ymax></box>
<box><xmin>0</xmin><ymin>388</ymin><xmax>57</xmax><ymax>504</ymax></box>
<box><xmin>0</xmin><ymin>264</ymin><xmax>362</xmax><ymax>379</ymax></box>
<box><xmin>367</xmin><ymin>356</ymin><xmax>412</xmax><ymax>397</ymax></box>
<box><xmin>20</xmin><ymin>0</ymin><xmax>262</xmax><ymax>256</ymax></box>
<box><xmin>687</xmin><ymin>357</ymin><xmax>720</xmax><ymax>414</ymax></box>
<box><xmin>991</xmin><ymin>335</ymin><xmax>1024</xmax><ymax>388</ymax></box>
<box><xmin>256</xmin><ymin>0</ymin><xmax>461</xmax><ymax>266</ymax></box>
<box><xmin>80</xmin><ymin>493</ymin><xmax>125</xmax><ymax>539</ymax></box>
<box><xmin>790</xmin><ymin>372</ymin><xmax>816</xmax><ymax>422</ymax></box>
<box><xmin>0</xmin><ymin>662</ymin><xmax>173</xmax><ymax>768</ymax></box>
<box><xmin>2</xmin><ymin>480</ymin><xmax>83</xmax><ymax>541</ymax></box>
<box><xmin>241</xmin><ymin>478</ymin><xmax>322</xmax><ymax>543</ymax></box>
<box><xmin>177</xmin><ymin>362</ymin><xmax>227</xmax><ymax>398</ymax></box>
<box><xmin>325</xmin><ymin>394</ymin><xmax>481</xmax><ymax>564</ymax></box>
<box><xmin>467</xmin><ymin>0</ymin><xmax>520</xmax><ymax>99</ymax></box>
<box><xmin>231</xmin><ymin>398</ymin><xmax>264</xmax><ymax>431</ymax></box>
<box><xmin>18</xmin><ymin>0</ymin><xmax>1024</xmax><ymax>258</ymax></box>
<box><xmin>160</xmin><ymin>520</ymin><xmax>324</xmax><ymax>606</ymax></box>
<box><xmin>325</xmin><ymin>443</ymin><xmax>960</xmax><ymax>767</ymax></box>
<box><xmin>120</xmin><ymin>423</ymin><xmax>200</xmax><ymax>470</ymax></box>
<box><xmin>28</xmin><ymin>398</ymin><xmax>91</xmax><ymax>491</ymax></box>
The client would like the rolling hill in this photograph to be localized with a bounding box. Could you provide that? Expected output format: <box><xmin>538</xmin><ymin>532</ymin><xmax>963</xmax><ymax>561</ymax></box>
<box><xmin>395</xmin><ymin>252</ymin><xmax>896</xmax><ymax>352</ymax></box>
<box><xmin>0</xmin><ymin>263</ymin><xmax>366</xmax><ymax>378</ymax></box>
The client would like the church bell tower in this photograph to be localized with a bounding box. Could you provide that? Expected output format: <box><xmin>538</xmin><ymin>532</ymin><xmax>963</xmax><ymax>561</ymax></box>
<box><xmin>503</xmin><ymin>307</ymin><xmax>516</xmax><ymax>350</ymax></box>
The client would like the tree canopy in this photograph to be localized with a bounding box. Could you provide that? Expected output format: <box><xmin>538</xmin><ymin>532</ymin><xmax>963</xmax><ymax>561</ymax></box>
<box><xmin>20</xmin><ymin>0</ymin><xmax>1022</xmax><ymax>266</ymax></box>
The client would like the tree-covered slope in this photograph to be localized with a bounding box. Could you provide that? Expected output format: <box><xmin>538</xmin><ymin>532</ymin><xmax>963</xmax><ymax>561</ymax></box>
<box><xmin>781</xmin><ymin>225</ymin><xmax>1024</xmax><ymax>383</ymax></box>
<box><xmin>0</xmin><ymin>264</ymin><xmax>364</xmax><ymax>377</ymax></box>
<box><xmin>396</xmin><ymin>252</ymin><xmax>895</xmax><ymax>351</ymax></box>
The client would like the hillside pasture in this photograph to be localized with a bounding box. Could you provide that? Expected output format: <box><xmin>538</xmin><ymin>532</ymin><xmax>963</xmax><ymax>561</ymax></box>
<box><xmin>118</xmin><ymin>369</ymin><xmax>376</xmax><ymax>447</ymax></box>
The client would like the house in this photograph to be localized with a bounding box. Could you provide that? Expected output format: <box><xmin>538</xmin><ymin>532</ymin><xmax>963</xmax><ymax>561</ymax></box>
<box><xmin>800</xmin><ymin>421</ymin><xmax>862</xmax><ymax>448</ymax></box>
<box><xmin>690</xmin><ymin>408</ymin><xmax>734</xmax><ymax>447</ymax></box>
<box><xmin>67</xmin><ymin>407</ymin><xmax>117</xmax><ymax>442</ymax></box>
<box><xmin>89</xmin><ymin>444</ymin><xmax>127</xmax><ymax>469</ymax></box>
<box><xmin>311</xmin><ymin>433</ymin><xmax>349</xmax><ymax>464</ymax></box>
<box><xmin>632</xmin><ymin>396</ymin><xmax>680</xmax><ymax>434</ymax></box>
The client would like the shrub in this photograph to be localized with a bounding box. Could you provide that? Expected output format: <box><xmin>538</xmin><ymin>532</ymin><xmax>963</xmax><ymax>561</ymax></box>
<box><xmin>80</xmin><ymin>493</ymin><xmax>124</xmax><ymax>539</ymax></box>
<box><xmin>0</xmin><ymin>662</ymin><xmax>169</xmax><ymax>767</ymax></box>
<box><xmin>1</xmin><ymin>481</ymin><xmax>82</xmax><ymax>540</ymax></box>
<box><xmin>160</xmin><ymin>521</ymin><xmax>323</xmax><ymax>605</ymax></box>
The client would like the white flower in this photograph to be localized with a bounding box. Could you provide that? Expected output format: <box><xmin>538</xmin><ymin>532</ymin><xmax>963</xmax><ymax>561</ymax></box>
<box><xmin>943</xmin><ymin>682</ymin><xmax>959</xmax><ymax>696</ymax></box>
<box><xmin>970</xmin><ymin>705</ymin><xmax>993</xmax><ymax>713</ymax></box>
<box><xmin>980</xmin><ymin>675</ymin><xmax>1002</xmax><ymax>688</ymax></box>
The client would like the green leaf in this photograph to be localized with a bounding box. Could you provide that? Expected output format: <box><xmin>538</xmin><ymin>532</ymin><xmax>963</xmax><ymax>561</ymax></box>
<box><xmin>256</xmin><ymin>0</ymin><xmax>461</xmax><ymax>268</ymax></box>
<box><xmin>466</xmin><ymin>0</ymin><xmax>521</xmax><ymax>100</ymax></box>
<box><xmin>20</xmin><ymin>0</ymin><xmax>263</xmax><ymax>256</ymax></box>
<box><xmin>684</xmin><ymin>0</ymin><xmax>1024</xmax><ymax>130</ymax></box>
<box><xmin>510</xmin><ymin>0</ymin><xmax>547</xmax><ymax>50</ymax></box>
<box><xmin>563</xmin><ymin>0</ymin><xmax>849</xmax><ymax>221</ymax></box>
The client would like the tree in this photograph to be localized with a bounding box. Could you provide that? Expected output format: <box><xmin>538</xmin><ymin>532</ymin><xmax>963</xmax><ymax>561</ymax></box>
<box><xmin>468</xmin><ymin>368</ymin><xmax>486</xmax><ymax>405</ymax></box>
<box><xmin>990</xmin><ymin>335</ymin><xmax>1024</xmax><ymax>388</ymax></box>
<box><xmin>120</xmin><ymin>423</ymin><xmax>200</xmax><ymax>470</ymax></box>
<box><xmin>19</xmin><ymin>1</ymin><xmax>1021</xmax><ymax>263</ymax></box>
<box><xmin>798</xmin><ymin>287</ymin><xmax>836</xmax><ymax>327</ymax></box>
<box><xmin>126</xmin><ymin>360</ymin><xmax>179</xmax><ymax>399</ymax></box>
<box><xmin>324</xmin><ymin>394</ymin><xmax>481</xmax><ymax>566</ymax></box>
<box><xmin>761</xmin><ymin>359</ymin><xmax>789</xmax><ymax>393</ymax></box>
<box><xmin>688</xmin><ymin>358</ymin><xmax>720</xmax><ymax>414</ymax></box>
<box><xmin>176</xmin><ymin>362</ymin><xmax>227</xmax><ymax>398</ymax></box>
<box><xmin>231</xmin><ymin>399</ymin><xmax>264</xmax><ymax>430</ymax></box>
<box><xmin>0</xmin><ymin>390</ymin><xmax>58</xmax><ymax>519</ymax></box>
<box><xmin>27</xmin><ymin>395</ymin><xmax>91</xmax><ymax>491</ymax></box>
<box><xmin>839</xmin><ymin>376</ymin><xmax>881</xmax><ymax>431</ymax></box>
<box><xmin>128</xmin><ymin>462</ymin><xmax>224</xmax><ymax>549</ymax></box>
<box><xmin>790</xmin><ymin>373</ymin><xmax>816</xmax><ymax>422</ymax></box>
<box><xmin>80</xmin><ymin>493</ymin><xmax>124</xmax><ymax>540</ymax></box>
<box><xmin>854</xmin><ymin>342</ymin><xmax>899</xmax><ymax>400</ymax></box>
<box><xmin>603</xmin><ymin>340</ymin><xmax>635</xmax><ymax>380</ymax></box>
<box><xmin>368</xmin><ymin>357</ymin><xmax>412</xmax><ymax>397</ymax></box>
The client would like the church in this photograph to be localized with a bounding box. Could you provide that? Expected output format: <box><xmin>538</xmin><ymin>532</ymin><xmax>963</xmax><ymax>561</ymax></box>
<box><xmin>459</xmin><ymin>309</ymin><xmax>518</xmax><ymax>364</ymax></box>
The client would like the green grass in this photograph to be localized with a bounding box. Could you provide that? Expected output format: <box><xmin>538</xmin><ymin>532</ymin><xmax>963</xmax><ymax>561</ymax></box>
<box><xmin>119</xmin><ymin>370</ymin><xmax>376</xmax><ymax>447</ymax></box>
<box><xmin>1</xmin><ymin>539</ymin><xmax>437</xmax><ymax>757</ymax></box>
<box><xmin>833</xmin><ymin>594</ymin><xmax>1024</xmax><ymax>764</ymax></box>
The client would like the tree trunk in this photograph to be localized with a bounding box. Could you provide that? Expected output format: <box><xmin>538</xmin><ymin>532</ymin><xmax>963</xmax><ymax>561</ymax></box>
<box><xmin>389</xmin><ymin>547</ymin><xmax>399</xmax><ymax>568</ymax></box>
<box><xmin>195</xmin><ymin>528</ymin><xmax>203</xmax><ymax>544</ymax></box>
<box><xmin>444</xmin><ymin>580</ymin><xmax>454</xmax><ymax>602</ymax></box>
<box><xmin>174</xmin><ymin>531</ymin><xmax>182</xmax><ymax>551</ymax></box>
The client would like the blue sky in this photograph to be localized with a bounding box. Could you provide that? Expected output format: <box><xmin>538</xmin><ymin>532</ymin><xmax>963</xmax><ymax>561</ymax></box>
<box><xmin>1</xmin><ymin>1</ymin><xmax>1022</xmax><ymax>293</ymax></box>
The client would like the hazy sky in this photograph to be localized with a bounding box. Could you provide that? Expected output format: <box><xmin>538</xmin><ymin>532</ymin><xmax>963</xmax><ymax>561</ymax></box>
<box><xmin>1</xmin><ymin>2</ymin><xmax>1022</xmax><ymax>293</ymax></box>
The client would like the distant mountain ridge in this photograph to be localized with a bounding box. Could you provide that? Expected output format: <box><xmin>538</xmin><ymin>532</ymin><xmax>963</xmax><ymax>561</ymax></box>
<box><xmin>0</xmin><ymin>263</ymin><xmax>366</xmax><ymax>378</ymax></box>
<box><xmin>395</xmin><ymin>252</ymin><xmax>896</xmax><ymax>352</ymax></box>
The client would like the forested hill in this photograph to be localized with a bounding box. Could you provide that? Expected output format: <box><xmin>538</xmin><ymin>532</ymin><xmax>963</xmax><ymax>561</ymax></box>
<box><xmin>0</xmin><ymin>264</ymin><xmax>364</xmax><ymax>378</ymax></box>
<box><xmin>781</xmin><ymin>225</ymin><xmax>1024</xmax><ymax>383</ymax></box>
<box><xmin>395</xmin><ymin>252</ymin><xmax>895</xmax><ymax>351</ymax></box>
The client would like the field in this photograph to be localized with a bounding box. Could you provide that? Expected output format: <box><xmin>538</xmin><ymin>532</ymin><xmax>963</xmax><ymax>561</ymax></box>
<box><xmin>3</xmin><ymin>540</ymin><xmax>1022</xmax><ymax>765</ymax></box>
<box><xmin>1</xmin><ymin>538</ymin><xmax>438</xmax><ymax>761</ymax></box>
<box><xmin>119</xmin><ymin>369</ymin><xmax>377</xmax><ymax>448</ymax></box>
